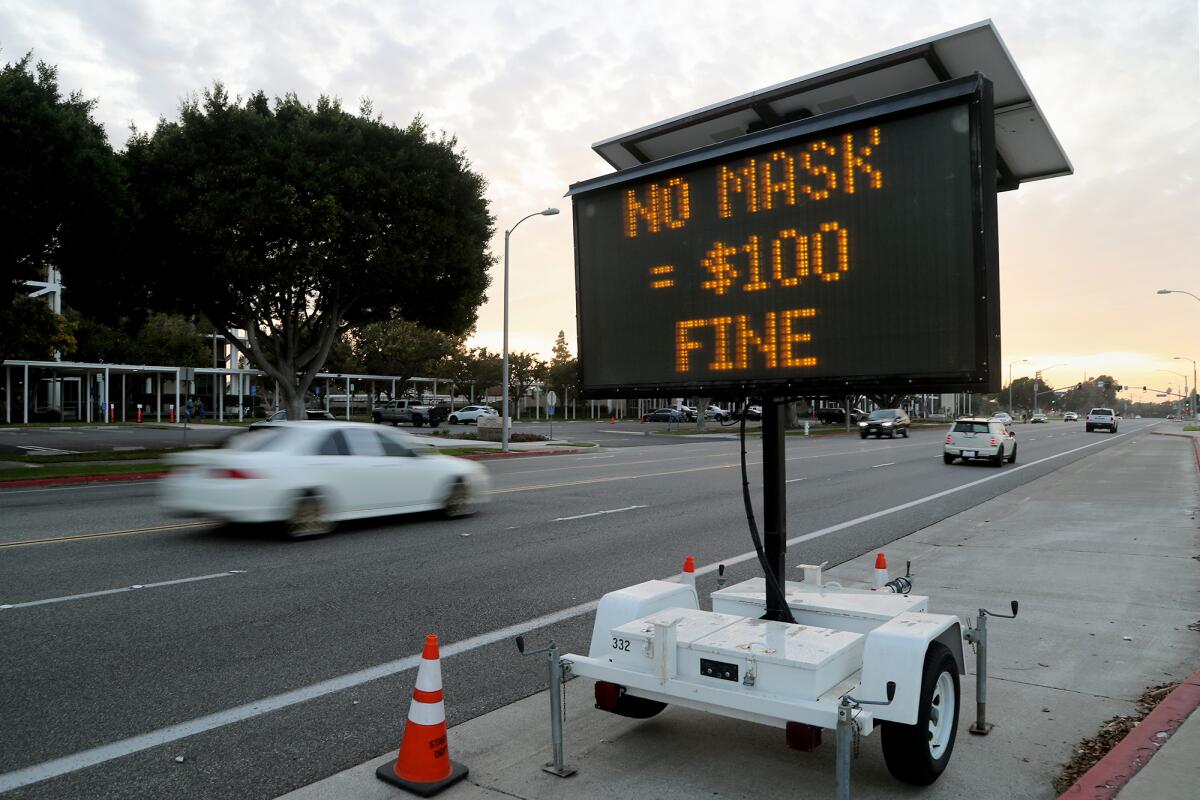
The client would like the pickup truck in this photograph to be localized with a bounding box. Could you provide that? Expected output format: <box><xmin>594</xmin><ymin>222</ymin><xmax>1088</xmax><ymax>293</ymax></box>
<box><xmin>1085</xmin><ymin>407</ymin><xmax>1118</xmax><ymax>433</ymax></box>
<box><xmin>372</xmin><ymin>399</ymin><xmax>432</xmax><ymax>427</ymax></box>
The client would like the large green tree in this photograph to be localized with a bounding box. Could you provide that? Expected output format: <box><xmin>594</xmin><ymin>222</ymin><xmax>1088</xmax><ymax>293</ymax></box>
<box><xmin>0</xmin><ymin>53</ymin><xmax>125</xmax><ymax>362</ymax></box>
<box><xmin>352</xmin><ymin>318</ymin><xmax>460</xmax><ymax>398</ymax></box>
<box><xmin>546</xmin><ymin>330</ymin><xmax>578</xmax><ymax>417</ymax></box>
<box><xmin>121</xmin><ymin>86</ymin><xmax>493</xmax><ymax>417</ymax></box>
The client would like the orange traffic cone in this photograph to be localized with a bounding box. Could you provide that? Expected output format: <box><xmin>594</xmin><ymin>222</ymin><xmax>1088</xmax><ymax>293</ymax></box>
<box><xmin>872</xmin><ymin>553</ymin><xmax>888</xmax><ymax>590</ymax></box>
<box><xmin>679</xmin><ymin>555</ymin><xmax>696</xmax><ymax>586</ymax></box>
<box><xmin>376</xmin><ymin>634</ymin><xmax>469</xmax><ymax>796</ymax></box>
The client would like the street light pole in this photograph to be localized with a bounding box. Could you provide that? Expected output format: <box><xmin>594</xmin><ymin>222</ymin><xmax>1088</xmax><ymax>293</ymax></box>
<box><xmin>1008</xmin><ymin>358</ymin><xmax>1028</xmax><ymax>414</ymax></box>
<box><xmin>1175</xmin><ymin>357</ymin><xmax>1198</xmax><ymax>421</ymax></box>
<box><xmin>501</xmin><ymin>207</ymin><xmax>560</xmax><ymax>453</ymax></box>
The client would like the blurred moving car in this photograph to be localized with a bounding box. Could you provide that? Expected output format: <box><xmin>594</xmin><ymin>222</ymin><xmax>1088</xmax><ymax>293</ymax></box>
<box><xmin>160</xmin><ymin>422</ymin><xmax>489</xmax><ymax>538</ymax></box>
<box><xmin>943</xmin><ymin>417</ymin><xmax>1016</xmax><ymax>466</ymax></box>
<box><xmin>705</xmin><ymin>406</ymin><xmax>731</xmax><ymax>421</ymax></box>
<box><xmin>990</xmin><ymin>412</ymin><xmax>1013</xmax><ymax>424</ymax></box>
<box><xmin>1063</xmin><ymin>411</ymin><xmax>1079</xmax><ymax>422</ymax></box>
<box><xmin>859</xmin><ymin>408</ymin><xmax>911</xmax><ymax>438</ymax></box>
<box><xmin>1030</xmin><ymin>413</ymin><xmax>1048</xmax><ymax>423</ymax></box>
<box><xmin>248</xmin><ymin>409</ymin><xmax>337</xmax><ymax>431</ymax></box>
<box><xmin>643</xmin><ymin>408</ymin><xmax>686</xmax><ymax>422</ymax></box>
<box><xmin>673</xmin><ymin>405</ymin><xmax>698</xmax><ymax>422</ymax></box>
<box><xmin>447</xmin><ymin>405</ymin><xmax>499</xmax><ymax>424</ymax></box>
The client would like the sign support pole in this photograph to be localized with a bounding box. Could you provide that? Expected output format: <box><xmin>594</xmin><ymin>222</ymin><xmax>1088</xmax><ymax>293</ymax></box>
<box><xmin>762</xmin><ymin>397</ymin><xmax>788</xmax><ymax>621</ymax></box>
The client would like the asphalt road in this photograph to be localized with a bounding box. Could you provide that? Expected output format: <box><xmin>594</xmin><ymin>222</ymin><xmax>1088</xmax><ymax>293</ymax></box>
<box><xmin>0</xmin><ymin>419</ymin><xmax>1162</xmax><ymax>798</ymax></box>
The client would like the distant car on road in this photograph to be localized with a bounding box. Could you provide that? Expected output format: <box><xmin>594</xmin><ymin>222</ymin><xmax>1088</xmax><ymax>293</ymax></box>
<box><xmin>673</xmin><ymin>405</ymin><xmax>698</xmax><ymax>422</ymax></box>
<box><xmin>1086</xmin><ymin>408</ymin><xmax>1118</xmax><ymax>433</ymax></box>
<box><xmin>160</xmin><ymin>422</ymin><xmax>489</xmax><ymax>538</ymax></box>
<box><xmin>944</xmin><ymin>417</ymin><xmax>1016</xmax><ymax>466</ymax></box>
<box><xmin>990</xmin><ymin>412</ymin><xmax>1013</xmax><ymax>425</ymax></box>
<box><xmin>859</xmin><ymin>408</ymin><xmax>910</xmax><ymax>439</ymax></box>
<box><xmin>248</xmin><ymin>409</ymin><xmax>336</xmax><ymax>431</ymax></box>
<box><xmin>705</xmin><ymin>406</ymin><xmax>730</xmax><ymax>421</ymax></box>
<box><xmin>447</xmin><ymin>405</ymin><xmax>498</xmax><ymax>425</ymax></box>
<box><xmin>1030</xmin><ymin>413</ymin><xmax>1048</xmax><ymax>424</ymax></box>
<box><xmin>1063</xmin><ymin>411</ymin><xmax>1079</xmax><ymax>422</ymax></box>
<box><xmin>643</xmin><ymin>408</ymin><xmax>686</xmax><ymax>422</ymax></box>
<box><xmin>816</xmin><ymin>406</ymin><xmax>867</xmax><ymax>425</ymax></box>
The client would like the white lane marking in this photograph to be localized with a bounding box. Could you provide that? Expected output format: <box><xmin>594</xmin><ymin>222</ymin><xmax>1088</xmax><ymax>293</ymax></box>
<box><xmin>0</xmin><ymin>480</ymin><xmax>157</xmax><ymax>496</ymax></box>
<box><xmin>553</xmin><ymin>505</ymin><xmax>647</xmax><ymax>522</ymax></box>
<box><xmin>870</xmin><ymin>462</ymin><xmax>895</xmax><ymax>468</ymax></box>
<box><xmin>0</xmin><ymin>571</ymin><xmax>245</xmax><ymax>610</ymax></box>
<box><xmin>17</xmin><ymin>445</ymin><xmax>81</xmax><ymax>455</ymax></box>
<box><xmin>575</xmin><ymin>455</ymin><xmax>615</xmax><ymax>460</ymax></box>
<box><xmin>786</xmin><ymin>477</ymin><xmax>806</xmax><ymax>483</ymax></box>
<box><xmin>594</xmin><ymin>430</ymin><xmax>635</xmax><ymax>435</ymax></box>
<box><xmin>0</xmin><ymin>428</ymin><xmax>1140</xmax><ymax>792</ymax></box>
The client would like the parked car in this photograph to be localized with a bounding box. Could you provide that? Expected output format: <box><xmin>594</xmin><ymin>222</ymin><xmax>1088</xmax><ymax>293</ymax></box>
<box><xmin>990</xmin><ymin>412</ymin><xmax>1013</xmax><ymax>425</ymax></box>
<box><xmin>160</xmin><ymin>422</ymin><xmax>490</xmax><ymax>538</ymax></box>
<box><xmin>859</xmin><ymin>408</ymin><xmax>911</xmax><ymax>438</ymax></box>
<box><xmin>1063</xmin><ymin>411</ymin><xmax>1079</xmax><ymax>422</ymax></box>
<box><xmin>943</xmin><ymin>417</ymin><xmax>1016</xmax><ymax>466</ymax></box>
<box><xmin>643</xmin><ymin>408</ymin><xmax>686</xmax><ymax>422</ymax></box>
<box><xmin>372</xmin><ymin>399</ymin><xmax>432</xmax><ymax>427</ymax></box>
<box><xmin>673</xmin><ymin>405</ymin><xmax>698</xmax><ymax>422</ymax></box>
<box><xmin>248</xmin><ymin>409</ymin><xmax>336</xmax><ymax>431</ymax></box>
<box><xmin>447</xmin><ymin>405</ymin><xmax>499</xmax><ymax>424</ymax></box>
<box><xmin>1085</xmin><ymin>408</ymin><xmax>1118</xmax><ymax>433</ymax></box>
<box><xmin>1030</xmin><ymin>413</ymin><xmax>1048</xmax><ymax>424</ymax></box>
<box><xmin>705</xmin><ymin>406</ymin><xmax>731</xmax><ymax>421</ymax></box>
<box><xmin>816</xmin><ymin>406</ymin><xmax>867</xmax><ymax>425</ymax></box>
<box><xmin>425</xmin><ymin>403</ymin><xmax>452</xmax><ymax>427</ymax></box>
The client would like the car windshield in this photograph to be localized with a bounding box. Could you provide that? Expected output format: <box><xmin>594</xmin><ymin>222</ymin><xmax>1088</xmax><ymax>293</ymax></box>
<box><xmin>227</xmin><ymin>428</ymin><xmax>292</xmax><ymax>451</ymax></box>
<box><xmin>952</xmin><ymin>421</ymin><xmax>990</xmax><ymax>434</ymax></box>
<box><xmin>868</xmin><ymin>410</ymin><xmax>895</xmax><ymax>419</ymax></box>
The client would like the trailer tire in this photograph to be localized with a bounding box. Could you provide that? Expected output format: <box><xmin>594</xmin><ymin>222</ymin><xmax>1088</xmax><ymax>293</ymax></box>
<box><xmin>880</xmin><ymin>643</ymin><xmax>960</xmax><ymax>786</ymax></box>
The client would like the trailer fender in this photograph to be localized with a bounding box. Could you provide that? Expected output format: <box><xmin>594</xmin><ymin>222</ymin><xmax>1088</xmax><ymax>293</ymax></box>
<box><xmin>587</xmin><ymin>580</ymin><xmax>699</xmax><ymax>659</ymax></box>
<box><xmin>860</xmin><ymin>612</ymin><xmax>965</xmax><ymax>725</ymax></box>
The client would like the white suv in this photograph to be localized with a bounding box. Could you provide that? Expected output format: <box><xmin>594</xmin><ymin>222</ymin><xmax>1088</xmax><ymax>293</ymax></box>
<box><xmin>944</xmin><ymin>418</ymin><xmax>1016</xmax><ymax>466</ymax></box>
<box><xmin>1085</xmin><ymin>408</ymin><xmax>1118</xmax><ymax>433</ymax></box>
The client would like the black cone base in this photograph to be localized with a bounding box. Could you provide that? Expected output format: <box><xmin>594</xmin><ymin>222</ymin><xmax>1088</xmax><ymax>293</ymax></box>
<box><xmin>376</xmin><ymin>759</ymin><xmax>469</xmax><ymax>797</ymax></box>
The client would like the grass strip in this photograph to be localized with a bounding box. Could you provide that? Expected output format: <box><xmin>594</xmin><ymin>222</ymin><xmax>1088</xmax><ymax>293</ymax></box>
<box><xmin>0</xmin><ymin>463</ymin><xmax>167</xmax><ymax>483</ymax></box>
<box><xmin>0</xmin><ymin>448</ymin><xmax>197</xmax><ymax>464</ymax></box>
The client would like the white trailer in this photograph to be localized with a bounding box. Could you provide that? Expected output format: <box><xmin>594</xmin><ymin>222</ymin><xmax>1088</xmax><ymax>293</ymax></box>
<box><xmin>531</xmin><ymin>562</ymin><xmax>1015</xmax><ymax>796</ymax></box>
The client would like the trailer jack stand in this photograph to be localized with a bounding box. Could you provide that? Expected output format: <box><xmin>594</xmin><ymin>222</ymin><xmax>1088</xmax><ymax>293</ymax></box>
<box><xmin>963</xmin><ymin>600</ymin><xmax>1018</xmax><ymax>735</ymax></box>
<box><xmin>516</xmin><ymin>636</ymin><xmax>577</xmax><ymax>777</ymax></box>
<box><xmin>835</xmin><ymin>683</ymin><xmax>895</xmax><ymax>800</ymax></box>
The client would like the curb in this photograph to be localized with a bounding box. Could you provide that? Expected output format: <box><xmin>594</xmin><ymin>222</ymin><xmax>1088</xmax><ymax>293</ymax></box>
<box><xmin>1057</xmin><ymin>669</ymin><xmax>1200</xmax><ymax>799</ymax></box>
<box><xmin>457</xmin><ymin>448</ymin><xmax>583</xmax><ymax>461</ymax></box>
<box><xmin>0</xmin><ymin>471</ymin><xmax>167</xmax><ymax>489</ymax></box>
<box><xmin>1150</xmin><ymin>430</ymin><xmax>1200</xmax><ymax>473</ymax></box>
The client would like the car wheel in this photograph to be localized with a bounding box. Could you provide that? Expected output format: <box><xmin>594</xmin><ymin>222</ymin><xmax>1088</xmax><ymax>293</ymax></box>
<box><xmin>411</xmin><ymin>416</ymin><xmax>423</xmax><ymax>428</ymax></box>
<box><xmin>285</xmin><ymin>491</ymin><xmax>334</xmax><ymax>539</ymax></box>
<box><xmin>449</xmin><ymin>416</ymin><xmax>458</xmax><ymax>424</ymax></box>
<box><xmin>1086</xmin><ymin>424</ymin><xmax>1093</xmax><ymax>432</ymax></box>
<box><xmin>860</xmin><ymin>432</ymin><xmax>867</xmax><ymax>439</ymax></box>
<box><xmin>372</xmin><ymin>413</ymin><xmax>382</xmax><ymax>424</ymax></box>
<box><xmin>880</xmin><ymin>643</ymin><xmax>960</xmax><ymax>785</ymax></box>
<box><xmin>902</xmin><ymin>428</ymin><xmax>909</xmax><ymax>438</ymax></box>
<box><xmin>993</xmin><ymin>446</ymin><xmax>1004</xmax><ymax>467</ymax></box>
<box><xmin>889</xmin><ymin>430</ymin><xmax>896</xmax><ymax>439</ymax></box>
<box><xmin>943</xmin><ymin>453</ymin><xmax>955</xmax><ymax>465</ymax></box>
<box><xmin>1008</xmin><ymin>444</ymin><xmax>1017</xmax><ymax>463</ymax></box>
<box><xmin>441</xmin><ymin>480</ymin><xmax>472</xmax><ymax>519</ymax></box>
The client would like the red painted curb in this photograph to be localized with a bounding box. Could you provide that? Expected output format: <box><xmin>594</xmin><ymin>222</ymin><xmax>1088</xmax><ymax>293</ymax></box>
<box><xmin>0</xmin><ymin>472</ymin><xmax>167</xmax><ymax>489</ymax></box>
<box><xmin>1057</xmin><ymin>669</ymin><xmax>1200</xmax><ymax>799</ymax></box>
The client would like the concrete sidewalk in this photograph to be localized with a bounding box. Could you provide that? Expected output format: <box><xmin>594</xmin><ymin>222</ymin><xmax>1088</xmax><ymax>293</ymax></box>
<box><xmin>279</xmin><ymin>430</ymin><xmax>1200</xmax><ymax>800</ymax></box>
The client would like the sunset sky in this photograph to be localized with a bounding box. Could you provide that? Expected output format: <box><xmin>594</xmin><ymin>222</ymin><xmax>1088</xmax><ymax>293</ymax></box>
<box><xmin>3</xmin><ymin>1</ymin><xmax>1197</xmax><ymax>401</ymax></box>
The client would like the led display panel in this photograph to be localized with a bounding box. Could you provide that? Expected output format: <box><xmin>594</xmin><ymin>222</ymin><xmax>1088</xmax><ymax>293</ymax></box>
<box><xmin>570</xmin><ymin>76</ymin><xmax>1000</xmax><ymax>398</ymax></box>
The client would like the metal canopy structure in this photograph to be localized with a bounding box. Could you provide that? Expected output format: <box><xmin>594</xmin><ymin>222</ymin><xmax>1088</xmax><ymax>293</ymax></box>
<box><xmin>590</xmin><ymin>19</ymin><xmax>1071</xmax><ymax>191</ymax></box>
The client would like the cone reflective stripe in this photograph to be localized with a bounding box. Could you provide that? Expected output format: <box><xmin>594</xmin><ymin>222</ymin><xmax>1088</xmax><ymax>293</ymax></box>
<box><xmin>680</xmin><ymin>555</ymin><xmax>696</xmax><ymax>586</ymax></box>
<box><xmin>377</xmin><ymin>634</ymin><xmax>468</xmax><ymax>796</ymax></box>
<box><xmin>872</xmin><ymin>552</ymin><xmax>888</xmax><ymax>590</ymax></box>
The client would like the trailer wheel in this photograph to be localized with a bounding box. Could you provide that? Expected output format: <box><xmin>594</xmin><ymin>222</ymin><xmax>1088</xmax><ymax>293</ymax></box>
<box><xmin>880</xmin><ymin>643</ymin><xmax>959</xmax><ymax>785</ymax></box>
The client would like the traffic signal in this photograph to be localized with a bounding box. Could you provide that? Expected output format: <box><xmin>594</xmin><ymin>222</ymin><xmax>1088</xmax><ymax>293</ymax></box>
<box><xmin>1143</xmin><ymin>385</ymin><xmax>1147</xmax><ymax>391</ymax></box>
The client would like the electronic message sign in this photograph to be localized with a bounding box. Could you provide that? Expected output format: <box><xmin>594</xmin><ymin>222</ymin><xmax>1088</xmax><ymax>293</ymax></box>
<box><xmin>570</xmin><ymin>76</ymin><xmax>1000</xmax><ymax>398</ymax></box>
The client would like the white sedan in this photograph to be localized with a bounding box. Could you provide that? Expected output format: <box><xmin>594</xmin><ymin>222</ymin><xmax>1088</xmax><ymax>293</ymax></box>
<box><xmin>159</xmin><ymin>422</ymin><xmax>490</xmax><ymax>538</ymax></box>
<box><xmin>447</xmin><ymin>405</ymin><xmax>498</xmax><ymax>424</ymax></box>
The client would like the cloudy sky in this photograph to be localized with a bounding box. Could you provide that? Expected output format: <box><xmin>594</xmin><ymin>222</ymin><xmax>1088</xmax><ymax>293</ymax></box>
<box><xmin>4</xmin><ymin>1</ymin><xmax>1197</xmax><ymax>400</ymax></box>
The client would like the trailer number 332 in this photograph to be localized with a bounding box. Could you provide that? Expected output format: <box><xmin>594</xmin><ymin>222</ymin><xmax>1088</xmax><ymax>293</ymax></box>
<box><xmin>612</xmin><ymin>637</ymin><xmax>630</xmax><ymax>651</ymax></box>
